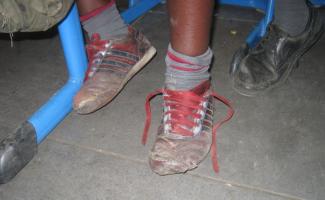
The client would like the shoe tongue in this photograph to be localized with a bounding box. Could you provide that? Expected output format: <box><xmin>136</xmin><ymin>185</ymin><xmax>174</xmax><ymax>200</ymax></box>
<box><xmin>190</xmin><ymin>80</ymin><xmax>211</xmax><ymax>95</ymax></box>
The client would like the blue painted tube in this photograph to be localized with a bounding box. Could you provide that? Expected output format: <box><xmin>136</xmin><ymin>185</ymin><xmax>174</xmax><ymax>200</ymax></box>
<box><xmin>128</xmin><ymin>0</ymin><xmax>140</xmax><ymax>8</ymax></box>
<box><xmin>310</xmin><ymin>0</ymin><xmax>325</xmax><ymax>6</ymax></box>
<box><xmin>246</xmin><ymin>20</ymin><xmax>264</xmax><ymax>47</ymax></box>
<box><xmin>121</xmin><ymin>0</ymin><xmax>161</xmax><ymax>24</ymax></box>
<box><xmin>264</xmin><ymin>0</ymin><xmax>274</xmax><ymax>29</ymax></box>
<box><xmin>219</xmin><ymin>0</ymin><xmax>268</xmax><ymax>11</ymax></box>
<box><xmin>28</xmin><ymin>4</ymin><xmax>87</xmax><ymax>144</ymax></box>
<box><xmin>246</xmin><ymin>0</ymin><xmax>274</xmax><ymax>47</ymax></box>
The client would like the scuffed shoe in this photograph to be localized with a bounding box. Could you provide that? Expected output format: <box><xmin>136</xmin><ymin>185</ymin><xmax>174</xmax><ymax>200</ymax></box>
<box><xmin>230</xmin><ymin>4</ymin><xmax>324</xmax><ymax>96</ymax></box>
<box><xmin>142</xmin><ymin>81</ymin><xmax>234</xmax><ymax>175</ymax></box>
<box><xmin>74</xmin><ymin>27</ymin><xmax>156</xmax><ymax>114</ymax></box>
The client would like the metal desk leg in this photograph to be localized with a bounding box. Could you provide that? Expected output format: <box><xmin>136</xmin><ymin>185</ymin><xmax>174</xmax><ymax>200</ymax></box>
<box><xmin>0</xmin><ymin>4</ymin><xmax>87</xmax><ymax>184</ymax></box>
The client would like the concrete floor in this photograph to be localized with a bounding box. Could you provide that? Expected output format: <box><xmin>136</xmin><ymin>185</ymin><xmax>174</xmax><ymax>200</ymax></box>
<box><xmin>0</xmin><ymin>5</ymin><xmax>324</xmax><ymax>200</ymax></box>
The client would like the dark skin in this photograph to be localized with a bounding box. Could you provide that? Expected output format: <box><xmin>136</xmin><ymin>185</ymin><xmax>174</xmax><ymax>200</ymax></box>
<box><xmin>77</xmin><ymin>0</ymin><xmax>214</xmax><ymax>56</ymax></box>
<box><xmin>167</xmin><ymin>0</ymin><xmax>215</xmax><ymax>56</ymax></box>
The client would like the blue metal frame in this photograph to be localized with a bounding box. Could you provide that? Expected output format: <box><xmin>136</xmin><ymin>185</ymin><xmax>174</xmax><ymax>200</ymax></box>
<box><xmin>219</xmin><ymin>0</ymin><xmax>275</xmax><ymax>47</ymax></box>
<box><xmin>122</xmin><ymin>0</ymin><xmax>161</xmax><ymax>24</ymax></box>
<box><xmin>245</xmin><ymin>0</ymin><xmax>275</xmax><ymax>47</ymax></box>
<box><xmin>220</xmin><ymin>0</ymin><xmax>269</xmax><ymax>11</ymax></box>
<box><xmin>0</xmin><ymin>4</ymin><xmax>89</xmax><ymax>184</ymax></box>
<box><xmin>310</xmin><ymin>0</ymin><xmax>325</xmax><ymax>6</ymax></box>
<box><xmin>28</xmin><ymin>4</ymin><xmax>87</xmax><ymax>143</ymax></box>
<box><xmin>123</xmin><ymin>0</ymin><xmax>274</xmax><ymax>47</ymax></box>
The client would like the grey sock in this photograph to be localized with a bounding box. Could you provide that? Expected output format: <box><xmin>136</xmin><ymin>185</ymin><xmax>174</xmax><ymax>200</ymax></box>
<box><xmin>274</xmin><ymin>0</ymin><xmax>309</xmax><ymax>36</ymax></box>
<box><xmin>165</xmin><ymin>44</ymin><xmax>212</xmax><ymax>90</ymax></box>
<box><xmin>82</xmin><ymin>4</ymin><xmax>128</xmax><ymax>39</ymax></box>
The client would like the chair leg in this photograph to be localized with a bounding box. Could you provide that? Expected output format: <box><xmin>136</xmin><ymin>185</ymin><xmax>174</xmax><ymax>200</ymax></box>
<box><xmin>28</xmin><ymin>4</ymin><xmax>87</xmax><ymax>144</ymax></box>
<box><xmin>128</xmin><ymin>0</ymin><xmax>140</xmax><ymax>8</ymax></box>
<box><xmin>245</xmin><ymin>0</ymin><xmax>275</xmax><ymax>47</ymax></box>
<box><xmin>0</xmin><ymin>4</ymin><xmax>87</xmax><ymax>184</ymax></box>
<box><xmin>121</xmin><ymin>0</ymin><xmax>162</xmax><ymax>24</ymax></box>
<box><xmin>219</xmin><ymin>0</ymin><xmax>268</xmax><ymax>10</ymax></box>
<box><xmin>309</xmin><ymin>0</ymin><xmax>325</xmax><ymax>6</ymax></box>
<box><xmin>124</xmin><ymin>0</ymin><xmax>275</xmax><ymax>46</ymax></box>
<box><xmin>219</xmin><ymin>0</ymin><xmax>275</xmax><ymax>47</ymax></box>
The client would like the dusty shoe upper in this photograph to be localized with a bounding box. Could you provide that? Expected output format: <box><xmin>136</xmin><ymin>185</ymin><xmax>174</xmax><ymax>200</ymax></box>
<box><xmin>74</xmin><ymin>27</ymin><xmax>156</xmax><ymax>114</ymax></box>
<box><xmin>230</xmin><ymin>5</ymin><xmax>324</xmax><ymax>96</ymax></box>
<box><xmin>142</xmin><ymin>81</ymin><xmax>234</xmax><ymax>175</ymax></box>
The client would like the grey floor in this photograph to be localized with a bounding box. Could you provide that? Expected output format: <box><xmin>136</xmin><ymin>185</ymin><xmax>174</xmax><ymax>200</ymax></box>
<box><xmin>0</xmin><ymin>5</ymin><xmax>324</xmax><ymax>200</ymax></box>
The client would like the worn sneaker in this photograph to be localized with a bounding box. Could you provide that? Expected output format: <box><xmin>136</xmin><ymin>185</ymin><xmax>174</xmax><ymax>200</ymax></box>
<box><xmin>229</xmin><ymin>4</ymin><xmax>324</xmax><ymax>96</ymax></box>
<box><xmin>142</xmin><ymin>81</ymin><xmax>234</xmax><ymax>175</ymax></box>
<box><xmin>74</xmin><ymin>27</ymin><xmax>156</xmax><ymax>114</ymax></box>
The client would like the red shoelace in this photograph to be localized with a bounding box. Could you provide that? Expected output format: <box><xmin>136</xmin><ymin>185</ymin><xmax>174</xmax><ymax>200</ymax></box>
<box><xmin>142</xmin><ymin>88</ymin><xmax>234</xmax><ymax>173</ymax></box>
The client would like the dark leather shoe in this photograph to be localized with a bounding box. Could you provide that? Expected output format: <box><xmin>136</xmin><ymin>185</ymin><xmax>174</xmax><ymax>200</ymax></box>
<box><xmin>230</xmin><ymin>4</ymin><xmax>324</xmax><ymax>96</ymax></box>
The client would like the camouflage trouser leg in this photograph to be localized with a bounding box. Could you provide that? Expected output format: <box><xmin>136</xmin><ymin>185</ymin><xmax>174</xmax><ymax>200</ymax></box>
<box><xmin>0</xmin><ymin>0</ymin><xmax>74</xmax><ymax>33</ymax></box>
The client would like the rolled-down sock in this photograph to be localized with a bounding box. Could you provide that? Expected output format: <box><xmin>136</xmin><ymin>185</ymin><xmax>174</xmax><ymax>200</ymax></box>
<box><xmin>80</xmin><ymin>1</ymin><xmax>128</xmax><ymax>39</ymax></box>
<box><xmin>165</xmin><ymin>44</ymin><xmax>213</xmax><ymax>90</ymax></box>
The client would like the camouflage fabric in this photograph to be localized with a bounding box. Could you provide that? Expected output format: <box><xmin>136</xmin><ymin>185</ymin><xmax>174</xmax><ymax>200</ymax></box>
<box><xmin>0</xmin><ymin>0</ymin><xmax>74</xmax><ymax>33</ymax></box>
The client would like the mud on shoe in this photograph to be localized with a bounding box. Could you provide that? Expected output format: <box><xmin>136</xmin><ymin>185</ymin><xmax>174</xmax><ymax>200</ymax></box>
<box><xmin>74</xmin><ymin>27</ymin><xmax>156</xmax><ymax>114</ymax></box>
<box><xmin>142</xmin><ymin>81</ymin><xmax>234</xmax><ymax>175</ymax></box>
<box><xmin>230</xmin><ymin>4</ymin><xmax>324</xmax><ymax>96</ymax></box>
